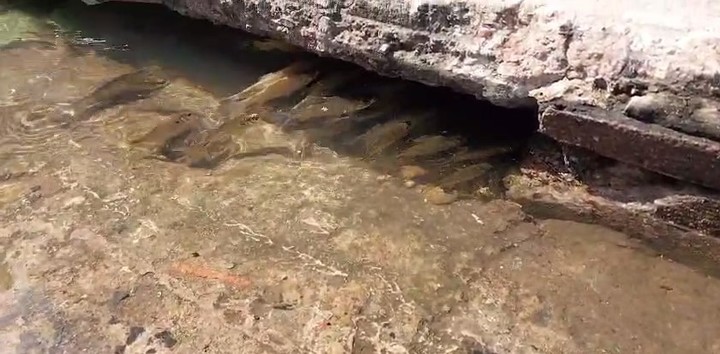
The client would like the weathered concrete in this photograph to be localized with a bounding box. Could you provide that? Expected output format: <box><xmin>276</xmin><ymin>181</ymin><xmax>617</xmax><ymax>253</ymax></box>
<box><xmin>540</xmin><ymin>104</ymin><xmax>720</xmax><ymax>191</ymax></box>
<box><xmin>80</xmin><ymin>0</ymin><xmax>719</xmax><ymax>108</ymax></box>
<box><xmin>504</xmin><ymin>139</ymin><xmax>720</xmax><ymax>276</ymax></box>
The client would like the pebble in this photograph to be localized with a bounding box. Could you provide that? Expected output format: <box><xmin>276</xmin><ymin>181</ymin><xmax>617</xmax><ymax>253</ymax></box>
<box><xmin>623</xmin><ymin>94</ymin><xmax>665</xmax><ymax>123</ymax></box>
<box><xmin>691</xmin><ymin>107</ymin><xmax>720</xmax><ymax>124</ymax></box>
<box><xmin>404</xmin><ymin>180</ymin><xmax>416</xmax><ymax>188</ymax></box>
<box><xmin>689</xmin><ymin>106</ymin><xmax>720</xmax><ymax>140</ymax></box>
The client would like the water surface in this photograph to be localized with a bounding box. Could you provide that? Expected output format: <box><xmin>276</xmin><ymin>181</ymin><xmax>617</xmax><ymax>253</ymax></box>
<box><xmin>1</xmin><ymin>2</ymin><xmax>719</xmax><ymax>353</ymax></box>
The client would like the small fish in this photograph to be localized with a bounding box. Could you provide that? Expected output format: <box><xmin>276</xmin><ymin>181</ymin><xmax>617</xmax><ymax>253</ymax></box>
<box><xmin>0</xmin><ymin>39</ymin><xmax>56</xmax><ymax>51</ymax></box>
<box><xmin>291</xmin><ymin>95</ymin><xmax>374</xmax><ymax>122</ymax></box>
<box><xmin>130</xmin><ymin>111</ymin><xmax>203</xmax><ymax>155</ymax></box>
<box><xmin>301</xmin><ymin>116</ymin><xmax>357</xmax><ymax>141</ymax></box>
<box><xmin>399</xmin><ymin>165</ymin><xmax>429</xmax><ymax>180</ymax></box>
<box><xmin>423</xmin><ymin>186</ymin><xmax>458</xmax><ymax>205</ymax></box>
<box><xmin>355</xmin><ymin>120</ymin><xmax>411</xmax><ymax>157</ymax></box>
<box><xmin>304</xmin><ymin>71</ymin><xmax>365</xmax><ymax>96</ymax></box>
<box><xmin>449</xmin><ymin>146</ymin><xmax>516</xmax><ymax>163</ymax></box>
<box><xmin>177</xmin><ymin>130</ymin><xmax>237</xmax><ymax>168</ymax></box>
<box><xmin>439</xmin><ymin>163</ymin><xmax>493</xmax><ymax>190</ymax></box>
<box><xmin>398</xmin><ymin>135</ymin><xmax>464</xmax><ymax>160</ymax></box>
<box><xmin>251</xmin><ymin>38</ymin><xmax>299</xmax><ymax>52</ymax></box>
<box><xmin>71</xmin><ymin>67</ymin><xmax>169</xmax><ymax>121</ymax></box>
<box><xmin>219</xmin><ymin>63</ymin><xmax>317</xmax><ymax>117</ymax></box>
<box><xmin>217</xmin><ymin>112</ymin><xmax>265</xmax><ymax>135</ymax></box>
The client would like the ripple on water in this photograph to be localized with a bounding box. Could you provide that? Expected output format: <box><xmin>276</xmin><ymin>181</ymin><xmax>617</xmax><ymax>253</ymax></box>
<box><xmin>0</xmin><ymin>104</ymin><xmax>68</xmax><ymax>157</ymax></box>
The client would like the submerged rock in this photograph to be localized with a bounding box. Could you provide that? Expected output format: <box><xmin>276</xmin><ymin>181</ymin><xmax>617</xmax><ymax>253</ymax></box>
<box><xmin>623</xmin><ymin>94</ymin><xmax>668</xmax><ymax>123</ymax></box>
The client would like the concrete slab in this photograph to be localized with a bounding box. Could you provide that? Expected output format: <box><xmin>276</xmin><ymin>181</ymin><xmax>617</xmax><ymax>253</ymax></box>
<box><xmin>93</xmin><ymin>0</ymin><xmax>720</xmax><ymax>110</ymax></box>
<box><xmin>540</xmin><ymin>104</ymin><xmax>720</xmax><ymax>191</ymax></box>
<box><xmin>79</xmin><ymin>0</ymin><xmax>720</xmax><ymax>189</ymax></box>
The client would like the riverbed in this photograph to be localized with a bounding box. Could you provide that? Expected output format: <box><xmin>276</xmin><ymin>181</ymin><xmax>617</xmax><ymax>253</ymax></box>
<box><xmin>1</xmin><ymin>1</ymin><xmax>719</xmax><ymax>353</ymax></box>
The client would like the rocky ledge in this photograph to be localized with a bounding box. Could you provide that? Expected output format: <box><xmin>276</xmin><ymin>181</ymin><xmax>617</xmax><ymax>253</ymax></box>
<box><xmin>84</xmin><ymin>0</ymin><xmax>720</xmax><ymax>192</ymax></box>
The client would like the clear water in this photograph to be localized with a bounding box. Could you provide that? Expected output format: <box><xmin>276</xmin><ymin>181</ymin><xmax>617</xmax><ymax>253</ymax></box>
<box><xmin>0</xmin><ymin>1</ymin><xmax>719</xmax><ymax>353</ymax></box>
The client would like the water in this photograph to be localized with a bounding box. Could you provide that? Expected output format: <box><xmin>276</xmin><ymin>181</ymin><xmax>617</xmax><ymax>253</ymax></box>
<box><xmin>1</xmin><ymin>1</ymin><xmax>719</xmax><ymax>353</ymax></box>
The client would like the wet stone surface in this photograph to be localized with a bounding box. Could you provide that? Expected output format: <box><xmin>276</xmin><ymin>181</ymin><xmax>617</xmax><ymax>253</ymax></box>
<box><xmin>1</xmin><ymin>2</ymin><xmax>720</xmax><ymax>354</ymax></box>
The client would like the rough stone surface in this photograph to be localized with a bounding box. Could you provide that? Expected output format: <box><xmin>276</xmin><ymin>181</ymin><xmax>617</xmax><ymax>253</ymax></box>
<box><xmin>504</xmin><ymin>139</ymin><xmax>720</xmax><ymax>277</ymax></box>
<box><xmin>98</xmin><ymin>0</ymin><xmax>719</xmax><ymax>111</ymax></box>
<box><xmin>540</xmin><ymin>104</ymin><xmax>720</xmax><ymax>191</ymax></box>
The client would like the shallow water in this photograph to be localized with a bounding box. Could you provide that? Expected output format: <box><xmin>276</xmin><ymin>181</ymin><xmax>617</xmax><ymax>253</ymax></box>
<box><xmin>1</xmin><ymin>1</ymin><xmax>719</xmax><ymax>353</ymax></box>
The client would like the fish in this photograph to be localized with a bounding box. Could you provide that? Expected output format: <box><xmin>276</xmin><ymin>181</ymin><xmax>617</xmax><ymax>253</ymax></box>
<box><xmin>399</xmin><ymin>165</ymin><xmax>429</xmax><ymax>180</ymax></box>
<box><xmin>178</xmin><ymin>126</ymin><xmax>304</xmax><ymax>168</ymax></box>
<box><xmin>425</xmin><ymin>145</ymin><xmax>516</xmax><ymax>169</ymax></box>
<box><xmin>303</xmin><ymin>71</ymin><xmax>365</xmax><ymax>96</ymax></box>
<box><xmin>449</xmin><ymin>146</ymin><xmax>516</xmax><ymax>163</ymax></box>
<box><xmin>0</xmin><ymin>39</ymin><xmax>56</xmax><ymax>51</ymax></box>
<box><xmin>219</xmin><ymin>63</ymin><xmax>317</xmax><ymax>118</ymax></box>
<box><xmin>217</xmin><ymin>112</ymin><xmax>265</xmax><ymax>136</ymax></box>
<box><xmin>423</xmin><ymin>186</ymin><xmax>458</xmax><ymax>205</ymax></box>
<box><xmin>70</xmin><ymin>67</ymin><xmax>169</xmax><ymax>122</ymax></box>
<box><xmin>398</xmin><ymin>135</ymin><xmax>464</xmax><ymax>160</ymax></box>
<box><xmin>354</xmin><ymin>119</ymin><xmax>411</xmax><ymax>158</ymax></box>
<box><xmin>130</xmin><ymin>111</ymin><xmax>204</xmax><ymax>157</ymax></box>
<box><xmin>291</xmin><ymin>95</ymin><xmax>374</xmax><ymax>122</ymax></box>
<box><xmin>298</xmin><ymin>116</ymin><xmax>358</xmax><ymax>143</ymax></box>
<box><xmin>251</xmin><ymin>38</ymin><xmax>299</xmax><ymax>52</ymax></box>
<box><xmin>438</xmin><ymin>163</ymin><xmax>493</xmax><ymax>190</ymax></box>
<box><xmin>177</xmin><ymin>130</ymin><xmax>237</xmax><ymax>168</ymax></box>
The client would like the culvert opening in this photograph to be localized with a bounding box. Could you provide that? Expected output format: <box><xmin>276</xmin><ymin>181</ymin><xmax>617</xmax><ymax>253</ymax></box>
<box><xmin>6</xmin><ymin>0</ymin><xmax>541</xmax><ymax>202</ymax></box>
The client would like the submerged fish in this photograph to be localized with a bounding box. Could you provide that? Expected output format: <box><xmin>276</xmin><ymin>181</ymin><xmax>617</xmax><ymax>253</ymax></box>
<box><xmin>130</xmin><ymin>111</ymin><xmax>204</xmax><ymax>156</ymax></box>
<box><xmin>439</xmin><ymin>163</ymin><xmax>493</xmax><ymax>190</ymax></box>
<box><xmin>449</xmin><ymin>146</ymin><xmax>516</xmax><ymax>163</ymax></box>
<box><xmin>251</xmin><ymin>38</ymin><xmax>299</xmax><ymax>52</ymax></box>
<box><xmin>423</xmin><ymin>186</ymin><xmax>458</xmax><ymax>205</ymax></box>
<box><xmin>219</xmin><ymin>62</ymin><xmax>317</xmax><ymax>118</ymax></box>
<box><xmin>179</xmin><ymin>122</ymin><xmax>305</xmax><ymax>168</ymax></box>
<box><xmin>177</xmin><ymin>130</ymin><xmax>237</xmax><ymax>168</ymax></box>
<box><xmin>217</xmin><ymin>112</ymin><xmax>265</xmax><ymax>135</ymax></box>
<box><xmin>398</xmin><ymin>135</ymin><xmax>464</xmax><ymax>160</ymax></box>
<box><xmin>0</xmin><ymin>39</ymin><xmax>56</xmax><ymax>51</ymax></box>
<box><xmin>71</xmin><ymin>67</ymin><xmax>169</xmax><ymax>121</ymax></box>
<box><xmin>303</xmin><ymin>71</ymin><xmax>364</xmax><ymax>96</ymax></box>
<box><xmin>291</xmin><ymin>95</ymin><xmax>374</xmax><ymax>122</ymax></box>
<box><xmin>355</xmin><ymin>119</ymin><xmax>411</xmax><ymax>157</ymax></box>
